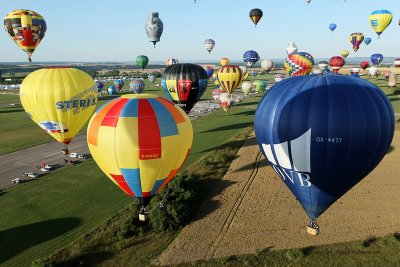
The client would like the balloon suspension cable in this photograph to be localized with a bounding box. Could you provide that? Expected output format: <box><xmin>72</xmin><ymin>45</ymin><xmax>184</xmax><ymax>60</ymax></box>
<box><xmin>147</xmin><ymin>187</ymin><xmax>171</xmax><ymax>214</ymax></box>
<box><xmin>28</xmin><ymin>57</ymin><xmax>32</xmax><ymax>62</ymax></box>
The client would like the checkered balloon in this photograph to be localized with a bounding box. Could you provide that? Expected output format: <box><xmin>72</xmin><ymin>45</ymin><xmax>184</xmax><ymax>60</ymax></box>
<box><xmin>284</xmin><ymin>52</ymin><xmax>314</xmax><ymax>77</ymax></box>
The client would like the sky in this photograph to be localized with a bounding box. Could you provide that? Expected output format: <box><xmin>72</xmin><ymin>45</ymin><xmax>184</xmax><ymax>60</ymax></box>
<box><xmin>0</xmin><ymin>0</ymin><xmax>399</xmax><ymax>63</ymax></box>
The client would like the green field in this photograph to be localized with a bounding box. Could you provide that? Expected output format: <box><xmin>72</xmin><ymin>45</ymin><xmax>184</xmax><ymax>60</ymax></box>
<box><xmin>1</xmin><ymin>73</ymin><xmax>400</xmax><ymax>266</ymax></box>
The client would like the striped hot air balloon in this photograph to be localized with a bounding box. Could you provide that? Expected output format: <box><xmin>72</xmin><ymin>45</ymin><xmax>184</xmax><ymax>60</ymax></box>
<box><xmin>217</xmin><ymin>65</ymin><xmax>243</xmax><ymax>94</ymax></box>
<box><xmin>284</xmin><ymin>52</ymin><xmax>314</xmax><ymax>77</ymax></box>
<box><xmin>249</xmin><ymin>8</ymin><xmax>263</xmax><ymax>27</ymax></box>
<box><xmin>166</xmin><ymin>58</ymin><xmax>179</xmax><ymax>66</ymax></box>
<box><xmin>368</xmin><ymin>10</ymin><xmax>392</xmax><ymax>38</ymax></box>
<box><xmin>129</xmin><ymin>79</ymin><xmax>145</xmax><ymax>94</ymax></box>
<box><xmin>220</xmin><ymin>58</ymin><xmax>230</xmax><ymax>66</ymax></box>
<box><xmin>87</xmin><ymin>94</ymin><xmax>193</xmax><ymax>219</ymax></box>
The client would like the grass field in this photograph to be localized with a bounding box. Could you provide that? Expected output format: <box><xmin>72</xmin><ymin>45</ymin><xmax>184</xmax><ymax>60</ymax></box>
<box><xmin>1</xmin><ymin>72</ymin><xmax>400</xmax><ymax>266</ymax></box>
<box><xmin>0</xmin><ymin>89</ymin><xmax>261</xmax><ymax>266</ymax></box>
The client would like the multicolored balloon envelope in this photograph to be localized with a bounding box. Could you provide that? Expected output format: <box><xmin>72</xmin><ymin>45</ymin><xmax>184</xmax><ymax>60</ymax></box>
<box><xmin>349</xmin><ymin>33</ymin><xmax>364</xmax><ymax>52</ymax></box>
<box><xmin>4</xmin><ymin>9</ymin><xmax>47</xmax><ymax>62</ymax></box>
<box><xmin>108</xmin><ymin>86</ymin><xmax>117</xmax><ymax>95</ymax></box>
<box><xmin>284</xmin><ymin>52</ymin><xmax>314</xmax><ymax>76</ymax></box>
<box><xmin>96</xmin><ymin>81</ymin><xmax>104</xmax><ymax>93</ymax></box>
<box><xmin>87</xmin><ymin>94</ymin><xmax>193</xmax><ymax>208</ymax></box>
<box><xmin>114</xmin><ymin>79</ymin><xmax>124</xmax><ymax>91</ymax></box>
<box><xmin>368</xmin><ymin>10</ymin><xmax>392</xmax><ymax>38</ymax></box>
<box><xmin>254</xmin><ymin>75</ymin><xmax>394</xmax><ymax>230</ymax></box>
<box><xmin>161</xmin><ymin>63</ymin><xmax>208</xmax><ymax>114</ymax></box>
<box><xmin>249</xmin><ymin>8</ymin><xmax>263</xmax><ymax>27</ymax></box>
<box><xmin>20</xmin><ymin>67</ymin><xmax>98</xmax><ymax>146</ymax></box>
<box><xmin>220</xmin><ymin>58</ymin><xmax>230</xmax><ymax>66</ymax></box>
<box><xmin>205</xmin><ymin>66</ymin><xmax>214</xmax><ymax>78</ymax></box>
<box><xmin>166</xmin><ymin>58</ymin><xmax>179</xmax><ymax>66</ymax></box>
<box><xmin>129</xmin><ymin>79</ymin><xmax>145</xmax><ymax>94</ymax></box>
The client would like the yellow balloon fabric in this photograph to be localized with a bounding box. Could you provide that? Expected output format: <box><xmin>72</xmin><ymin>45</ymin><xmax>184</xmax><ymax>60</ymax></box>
<box><xmin>4</xmin><ymin>9</ymin><xmax>47</xmax><ymax>61</ymax></box>
<box><xmin>20</xmin><ymin>67</ymin><xmax>98</xmax><ymax>145</ymax></box>
<box><xmin>368</xmin><ymin>10</ymin><xmax>392</xmax><ymax>38</ymax></box>
<box><xmin>87</xmin><ymin>94</ymin><xmax>193</xmax><ymax>205</ymax></box>
<box><xmin>220</xmin><ymin>58</ymin><xmax>230</xmax><ymax>66</ymax></box>
<box><xmin>341</xmin><ymin>50</ymin><xmax>349</xmax><ymax>58</ymax></box>
<box><xmin>217</xmin><ymin>65</ymin><xmax>243</xmax><ymax>94</ymax></box>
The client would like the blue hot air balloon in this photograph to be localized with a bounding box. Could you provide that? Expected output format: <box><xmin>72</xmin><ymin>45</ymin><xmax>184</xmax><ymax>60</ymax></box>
<box><xmin>329</xmin><ymin>23</ymin><xmax>337</xmax><ymax>32</ymax></box>
<box><xmin>205</xmin><ymin>66</ymin><xmax>214</xmax><ymax>78</ymax></box>
<box><xmin>371</xmin><ymin>53</ymin><xmax>383</xmax><ymax>66</ymax></box>
<box><xmin>107</xmin><ymin>85</ymin><xmax>117</xmax><ymax>95</ymax></box>
<box><xmin>95</xmin><ymin>81</ymin><xmax>104</xmax><ymax>93</ymax></box>
<box><xmin>254</xmin><ymin>75</ymin><xmax>394</xmax><ymax>235</ymax></box>
<box><xmin>252</xmin><ymin>69</ymin><xmax>258</xmax><ymax>77</ymax></box>
<box><xmin>364</xmin><ymin>38</ymin><xmax>372</xmax><ymax>45</ymax></box>
<box><xmin>243</xmin><ymin>50</ymin><xmax>260</xmax><ymax>68</ymax></box>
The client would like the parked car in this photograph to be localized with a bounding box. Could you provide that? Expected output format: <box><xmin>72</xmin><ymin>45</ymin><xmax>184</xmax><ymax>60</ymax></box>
<box><xmin>27</xmin><ymin>173</ymin><xmax>39</xmax><ymax>178</ymax></box>
<box><xmin>69</xmin><ymin>153</ymin><xmax>79</xmax><ymax>158</ymax></box>
<box><xmin>11</xmin><ymin>178</ymin><xmax>21</xmax><ymax>184</ymax></box>
<box><xmin>40</xmin><ymin>167</ymin><xmax>49</xmax><ymax>172</ymax></box>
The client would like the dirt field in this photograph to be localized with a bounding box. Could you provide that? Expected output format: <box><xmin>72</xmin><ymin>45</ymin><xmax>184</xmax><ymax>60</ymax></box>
<box><xmin>155</xmin><ymin>130</ymin><xmax>400</xmax><ymax>266</ymax></box>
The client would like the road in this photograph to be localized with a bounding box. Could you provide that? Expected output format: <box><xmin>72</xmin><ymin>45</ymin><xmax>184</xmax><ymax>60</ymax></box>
<box><xmin>0</xmin><ymin>134</ymin><xmax>89</xmax><ymax>190</ymax></box>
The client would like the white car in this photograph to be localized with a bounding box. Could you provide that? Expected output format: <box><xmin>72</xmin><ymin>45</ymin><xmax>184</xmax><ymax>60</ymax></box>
<box><xmin>12</xmin><ymin>178</ymin><xmax>21</xmax><ymax>184</ymax></box>
<box><xmin>40</xmin><ymin>168</ymin><xmax>49</xmax><ymax>172</ymax></box>
<box><xmin>27</xmin><ymin>173</ymin><xmax>39</xmax><ymax>178</ymax></box>
<box><xmin>69</xmin><ymin>152</ymin><xmax>79</xmax><ymax>158</ymax></box>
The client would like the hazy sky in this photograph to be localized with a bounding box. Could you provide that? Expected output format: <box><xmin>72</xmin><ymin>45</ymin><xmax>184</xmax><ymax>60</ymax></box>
<box><xmin>0</xmin><ymin>0</ymin><xmax>399</xmax><ymax>62</ymax></box>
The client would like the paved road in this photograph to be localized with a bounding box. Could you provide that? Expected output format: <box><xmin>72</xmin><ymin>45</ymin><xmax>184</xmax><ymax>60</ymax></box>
<box><xmin>0</xmin><ymin>134</ymin><xmax>89</xmax><ymax>190</ymax></box>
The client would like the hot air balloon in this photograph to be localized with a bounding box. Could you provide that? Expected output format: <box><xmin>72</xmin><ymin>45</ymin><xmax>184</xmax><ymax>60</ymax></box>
<box><xmin>205</xmin><ymin>66</ymin><xmax>214</xmax><ymax>78</ymax></box>
<box><xmin>4</xmin><ymin>9</ymin><xmax>47</xmax><ymax>62</ymax></box>
<box><xmin>360</xmin><ymin>61</ymin><xmax>369</xmax><ymax>70</ymax></box>
<box><xmin>394</xmin><ymin>58</ymin><xmax>400</xmax><ymax>68</ymax></box>
<box><xmin>249</xmin><ymin>8</ymin><xmax>263</xmax><ymax>27</ymax></box>
<box><xmin>96</xmin><ymin>81</ymin><xmax>104</xmax><ymax>93</ymax></box>
<box><xmin>204</xmin><ymin>39</ymin><xmax>215</xmax><ymax>54</ymax></box>
<box><xmin>87</xmin><ymin>94</ymin><xmax>193</xmax><ymax>220</ymax></box>
<box><xmin>145</xmin><ymin>12</ymin><xmax>163</xmax><ymax>47</ymax></box>
<box><xmin>318</xmin><ymin>61</ymin><xmax>329</xmax><ymax>71</ymax></box>
<box><xmin>254</xmin><ymin>75</ymin><xmax>394</xmax><ymax>235</ymax></box>
<box><xmin>329</xmin><ymin>23</ymin><xmax>337</xmax><ymax>32</ymax></box>
<box><xmin>217</xmin><ymin>65</ymin><xmax>243</xmax><ymax>94</ymax></box>
<box><xmin>284</xmin><ymin>52</ymin><xmax>314</xmax><ymax>77</ymax></box>
<box><xmin>286</xmin><ymin>41</ymin><xmax>298</xmax><ymax>55</ymax></box>
<box><xmin>349</xmin><ymin>33</ymin><xmax>364</xmax><ymax>52</ymax></box>
<box><xmin>312</xmin><ymin>68</ymin><xmax>323</xmax><ymax>75</ymax></box>
<box><xmin>243</xmin><ymin>50</ymin><xmax>260</xmax><ymax>68</ymax></box>
<box><xmin>349</xmin><ymin>67</ymin><xmax>360</xmax><ymax>77</ymax></box>
<box><xmin>239</xmin><ymin>66</ymin><xmax>247</xmax><ymax>75</ymax></box>
<box><xmin>368</xmin><ymin>66</ymin><xmax>379</xmax><ymax>77</ymax></box>
<box><xmin>108</xmin><ymin>86</ymin><xmax>117</xmax><ymax>95</ymax></box>
<box><xmin>220</xmin><ymin>58</ymin><xmax>230</xmax><ymax>67</ymax></box>
<box><xmin>129</xmin><ymin>79</ymin><xmax>145</xmax><ymax>94</ymax></box>
<box><xmin>136</xmin><ymin>55</ymin><xmax>149</xmax><ymax>70</ymax></box>
<box><xmin>371</xmin><ymin>53</ymin><xmax>383</xmax><ymax>66</ymax></box>
<box><xmin>261</xmin><ymin>59</ymin><xmax>274</xmax><ymax>73</ymax></box>
<box><xmin>274</xmin><ymin>74</ymin><xmax>285</xmax><ymax>83</ymax></box>
<box><xmin>219</xmin><ymin>92</ymin><xmax>234</xmax><ymax>112</ymax></box>
<box><xmin>161</xmin><ymin>63</ymin><xmax>208</xmax><ymax>114</ymax></box>
<box><xmin>341</xmin><ymin>50</ymin><xmax>349</xmax><ymax>58</ymax></box>
<box><xmin>241</xmin><ymin>81</ymin><xmax>252</xmax><ymax>95</ymax></box>
<box><xmin>368</xmin><ymin>10</ymin><xmax>392</xmax><ymax>38</ymax></box>
<box><xmin>212</xmin><ymin>89</ymin><xmax>222</xmax><ymax>101</ymax></box>
<box><xmin>148</xmin><ymin>74</ymin><xmax>157</xmax><ymax>84</ymax></box>
<box><xmin>252</xmin><ymin>70</ymin><xmax>259</xmax><ymax>77</ymax></box>
<box><xmin>364</xmin><ymin>38</ymin><xmax>372</xmax><ymax>45</ymax></box>
<box><xmin>20</xmin><ymin>67</ymin><xmax>98</xmax><ymax>153</ymax></box>
<box><xmin>166</xmin><ymin>58</ymin><xmax>179</xmax><ymax>66</ymax></box>
<box><xmin>253</xmin><ymin>80</ymin><xmax>267</xmax><ymax>93</ymax></box>
<box><xmin>114</xmin><ymin>79</ymin><xmax>125</xmax><ymax>91</ymax></box>
<box><xmin>329</xmin><ymin>56</ymin><xmax>345</xmax><ymax>74</ymax></box>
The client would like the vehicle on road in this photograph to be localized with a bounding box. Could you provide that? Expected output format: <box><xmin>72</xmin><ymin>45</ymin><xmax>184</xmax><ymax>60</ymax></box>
<box><xmin>69</xmin><ymin>153</ymin><xmax>79</xmax><ymax>158</ymax></box>
<box><xmin>40</xmin><ymin>168</ymin><xmax>49</xmax><ymax>172</ymax></box>
<box><xmin>22</xmin><ymin>172</ymin><xmax>39</xmax><ymax>178</ymax></box>
<box><xmin>11</xmin><ymin>178</ymin><xmax>21</xmax><ymax>184</ymax></box>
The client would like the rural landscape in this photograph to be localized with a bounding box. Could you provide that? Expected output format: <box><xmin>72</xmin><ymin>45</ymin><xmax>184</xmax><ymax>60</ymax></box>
<box><xmin>1</xmin><ymin>1</ymin><xmax>400</xmax><ymax>266</ymax></box>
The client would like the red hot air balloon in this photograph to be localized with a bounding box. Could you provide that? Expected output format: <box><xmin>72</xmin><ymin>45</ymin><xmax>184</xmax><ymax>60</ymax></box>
<box><xmin>360</xmin><ymin>61</ymin><xmax>369</xmax><ymax>70</ymax></box>
<box><xmin>329</xmin><ymin>56</ymin><xmax>345</xmax><ymax>74</ymax></box>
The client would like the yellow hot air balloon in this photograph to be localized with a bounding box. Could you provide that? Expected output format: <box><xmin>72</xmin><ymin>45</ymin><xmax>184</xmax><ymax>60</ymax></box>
<box><xmin>341</xmin><ymin>50</ymin><xmax>350</xmax><ymax>58</ymax></box>
<box><xmin>4</xmin><ymin>9</ymin><xmax>47</xmax><ymax>62</ymax></box>
<box><xmin>87</xmin><ymin>94</ymin><xmax>193</xmax><ymax>219</ymax></box>
<box><xmin>217</xmin><ymin>65</ymin><xmax>243</xmax><ymax>94</ymax></box>
<box><xmin>368</xmin><ymin>10</ymin><xmax>392</xmax><ymax>38</ymax></box>
<box><xmin>220</xmin><ymin>58</ymin><xmax>230</xmax><ymax>66</ymax></box>
<box><xmin>20</xmin><ymin>67</ymin><xmax>98</xmax><ymax>153</ymax></box>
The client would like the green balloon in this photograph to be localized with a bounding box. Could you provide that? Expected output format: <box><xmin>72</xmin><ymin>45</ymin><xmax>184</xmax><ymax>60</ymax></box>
<box><xmin>136</xmin><ymin>55</ymin><xmax>149</xmax><ymax>70</ymax></box>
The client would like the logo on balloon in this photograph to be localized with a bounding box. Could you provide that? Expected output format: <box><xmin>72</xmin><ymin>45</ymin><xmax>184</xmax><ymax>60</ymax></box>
<box><xmin>261</xmin><ymin>129</ymin><xmax>312</xmax><ymax>188</ymax></box>
<box><xmin>55</xmin><ymin>86</ymin><xmax>97</xmax><ymax>114</ymax></box>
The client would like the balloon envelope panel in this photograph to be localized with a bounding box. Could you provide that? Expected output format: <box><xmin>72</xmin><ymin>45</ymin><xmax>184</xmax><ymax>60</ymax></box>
<box><xmin>254</xmin><ymin>75</ymin><xmax>394</xmax><ymax>220</ymax></box>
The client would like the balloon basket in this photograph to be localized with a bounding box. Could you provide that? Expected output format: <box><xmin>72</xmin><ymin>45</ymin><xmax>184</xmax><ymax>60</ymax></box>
<box><xmin>62</xmin><ymin>148</ymin><xmax>69</xmax><ymax>155</ymax></box>
<box><xmin>307</xmin><ymin>221</ymin><xmax>320</xmax><ymax>236</ymax></box>
<box><xmin>139</xmin><ymin>213</ymin><xmax>148</xmax><ymax>222</ymax></box>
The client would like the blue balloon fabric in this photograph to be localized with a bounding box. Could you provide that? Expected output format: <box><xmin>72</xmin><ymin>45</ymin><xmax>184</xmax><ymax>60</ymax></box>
<box><xmin>243</xmin><ymin>50</ymin><xmax>260</xmax><ymax>68</ymax></box>
<box><xmin>371</xmin><ymin>53</ymin><xmax>383</xmax><ymax>66</ymax></box>
<box><xmin>329</xmin><ymin>23</ymin><xmax>337</xmax><ymax>32</ymax></box>
<box><xmin>364</xmin><ymin>38</ymin><xmax>372</xmax><ymax>45</ymax></box>
<box><xmin>254</xmin><ymin>75</ymin><xmax>394</xmax><ymax>220</ymax></box>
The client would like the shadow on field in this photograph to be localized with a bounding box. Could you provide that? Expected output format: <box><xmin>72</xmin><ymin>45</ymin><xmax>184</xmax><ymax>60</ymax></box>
<box><xmin>53</xmin><ymin>251</ymin><xmax>114</xmax><ymax>267</ymax></box>
<box><xmin>0</xmin><ymin>190</ymin><xmax>6</xmax><ymax>197</ymax></box>
<box><xmin>0</xmin><ymin>217</ymin><xmax>82</xmax><ymax>263</ymax></box>
<box><xmin>201</xmin><ymin>122</ymin><xmax>254</xmax><ymax>133</ymax></box>
<box><xmin>234</xmin><ymin>101</ymin><xmax>260</xmax><ymax>107</ymax></box>
<box><xmin>0</xmin><ymin>108</ymin><xmax>24</xmax><ymax>114</ymax></box>
<box><xmin>233</xmin><ymin>157</ymin><xmax>269</xmax><ymax>173</ymax></box>
<box><xmin>190</xmin><ymin>178</ymin><xmax>237</xmax><ymax>222</ymax></box>
<box><xmin>230</xmin><ymin>110</ymin><xmax>256</xmax><ymax>117</ymax></box>
<box><xmin>386</xmin><ymin>145</ymin><xmax>395</xmax><ymax>154</ymax></box>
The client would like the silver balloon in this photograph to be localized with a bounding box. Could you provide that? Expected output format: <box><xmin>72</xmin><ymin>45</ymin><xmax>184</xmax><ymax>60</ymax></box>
<box><xmin>145</xmin><ymin>12</ymin><xmax>164</xmax><ymax>47</ymax></box>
